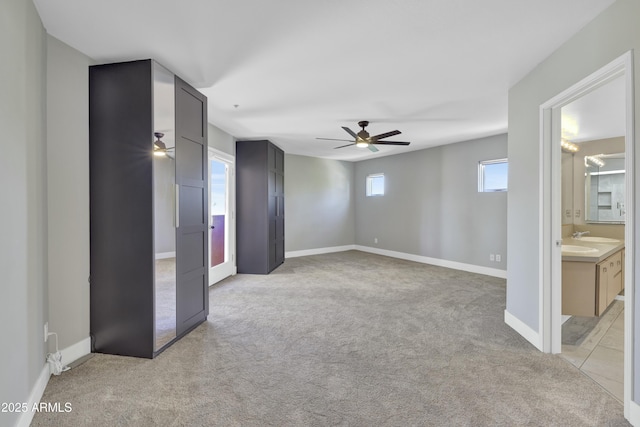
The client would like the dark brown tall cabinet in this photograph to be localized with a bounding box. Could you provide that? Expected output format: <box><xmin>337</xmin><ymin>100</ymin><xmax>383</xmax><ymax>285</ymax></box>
<box><xmin>89</xmin><ymin>60</ymin><xmax>209</xmax><ymax>358</ymax></box>
<box><xmin>236</xmin><ymin>140</ymin><xmax>285</xmax><ymax>274</ymax></box>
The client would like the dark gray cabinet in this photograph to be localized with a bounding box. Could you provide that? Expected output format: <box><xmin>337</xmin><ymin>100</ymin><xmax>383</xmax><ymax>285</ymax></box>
<box><xmin>236</xmin><ymin>140</ymin><xmax>285</xmax><ymax>274</ymax></box>
<box><xmin>89</xmin><ymin>60</ymin><xmax>208</xmax><ymax>358</ymax></box>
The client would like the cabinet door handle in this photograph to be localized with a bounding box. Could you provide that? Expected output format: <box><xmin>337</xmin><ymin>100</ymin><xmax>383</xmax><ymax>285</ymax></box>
<box><xmin>175</xmin><ymin>184</ymin><xmax>180</xmax><ymax>228</ymax></box>
<box><xmin>610</xmin><ymin>262</ymin><xmax>614</xmax><ymax>267</ymax></box>
<box><xmin>603</xmin><ymin>267</ymin><xmax>608</xmax><ymax>273</ymax></box>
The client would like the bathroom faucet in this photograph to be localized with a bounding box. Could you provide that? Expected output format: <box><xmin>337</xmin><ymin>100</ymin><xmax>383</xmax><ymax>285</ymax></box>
<box><xmin>572</xmin><ymin>231</ymin><xmax>591</xmax><ymax>239</ymax></box>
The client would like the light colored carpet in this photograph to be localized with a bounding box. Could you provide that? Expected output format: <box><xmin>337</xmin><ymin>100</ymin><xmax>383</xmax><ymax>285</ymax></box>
<box><xmin>32</xmin><ymin>251</ymin><xmax>628</xmax><ymax>426</ymax></box>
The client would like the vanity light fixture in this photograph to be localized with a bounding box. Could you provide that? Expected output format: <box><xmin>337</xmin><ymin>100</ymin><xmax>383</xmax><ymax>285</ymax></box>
<box><xmin>561</xmin><ymin>139</ymin><xmax>579</xmax><ymax>153</ymax></box>
<box><xmin>585</xmin><ymin>155</ymin><xmax>605</xmax><ymax>167</ymax></box>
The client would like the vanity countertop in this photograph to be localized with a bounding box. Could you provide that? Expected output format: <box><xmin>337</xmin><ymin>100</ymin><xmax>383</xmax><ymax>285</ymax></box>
<box><xmin>562</xmin><ymin>238</ymin><xmax>625</xmax><ymax>263</ymax></box>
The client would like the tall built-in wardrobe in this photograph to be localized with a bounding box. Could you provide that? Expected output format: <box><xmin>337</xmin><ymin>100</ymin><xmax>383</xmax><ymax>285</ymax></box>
<box><xmin>89</xmin><ymin>60</ymin><xmax>209</xmax><ymax>358</ymax></box>
<box><xmin>236</xmin><ymin>140</ymin><xmax>285</xmax><ymax>274</ymax></box>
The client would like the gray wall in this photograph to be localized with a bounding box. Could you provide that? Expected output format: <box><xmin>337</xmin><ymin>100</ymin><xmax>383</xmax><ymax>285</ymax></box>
<box><xmin>208</xmin><ymin>123</ymin><xmax>235</xmax><ymax>156</ymax></box>
<box><xmin>0</xmin><ymin>1</ymin><xmax>47</xmax><ymax>426</ymax></box>
<box><xmin>285</xmin><ymin>154</ymin><xmax>355</xmax><ymax>252</ymax></box>
<box><xmin>506</xmin><ymin>0</ymin><xmax>640</xmax><ymax>401</ymax></box>
<box><xmin>46</xmin><ymin>35</ymin><xmax>93</xmax><ymax>353</ymax></box>
<box><xmin>354</xmin><ymin>134</ymin><xmax>507</xmax><ymax>270</ymax></box>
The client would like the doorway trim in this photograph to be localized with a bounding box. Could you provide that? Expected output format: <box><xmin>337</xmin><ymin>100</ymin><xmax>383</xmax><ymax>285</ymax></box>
<box><xmin>539</xmin><ymin>50</ymin><xmax>635</xmax><ymax>417</ymax></box>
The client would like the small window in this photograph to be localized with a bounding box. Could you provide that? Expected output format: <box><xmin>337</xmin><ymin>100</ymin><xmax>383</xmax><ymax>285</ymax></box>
<box><xmin>366</xmin><ymin>173</ymin><xmax>385</xmax><ymax>196</ymax></box>
<box><xmin>478</xmin><ymin>159</ymin><xmax>508</xmax><ymax>192</ymax></box>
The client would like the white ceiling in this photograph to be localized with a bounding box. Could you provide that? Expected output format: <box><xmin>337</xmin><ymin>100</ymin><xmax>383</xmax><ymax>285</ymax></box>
<box><xmin>34</xmin><ymin>0</ymin><xmax>617</xmax><ymax>161</ymax></box>
<box><xmin>561</xmin><ymin>75</ymin><xmax>626</xmax><ymax>143</ymax></box>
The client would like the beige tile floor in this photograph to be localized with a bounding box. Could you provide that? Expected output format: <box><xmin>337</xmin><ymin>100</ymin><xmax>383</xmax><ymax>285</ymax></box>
<box><xmin>561</xmin><ymin>300</ymin><xmax>624</xmax><ymax>402</ymax></box>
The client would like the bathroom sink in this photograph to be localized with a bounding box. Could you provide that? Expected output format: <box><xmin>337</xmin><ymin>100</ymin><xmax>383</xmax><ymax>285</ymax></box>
<box><xmin>576</xmin><ymin>236</ymin><xmax>620</xmax><ymax>244</ymax></box>
<box><xmin>562</xmin><ymin>245</ymin><xmax>598</xmax><ymax>254</ymax></box>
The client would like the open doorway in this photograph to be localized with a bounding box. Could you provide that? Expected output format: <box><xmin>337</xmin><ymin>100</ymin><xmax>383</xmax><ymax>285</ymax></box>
<box><xmin>540</xmin><ymin>51</ymin><xmax>634</xmax><ymax>416</ymax></box>
<box><xmin>208</xmin><ymin>148</ymin><xmax>236</xmax><ymax>285</ymax></box>
<box><xmin>558</xmin><ymin>75</ymin><xmax>626</xmax><ymax>402</ymax></box>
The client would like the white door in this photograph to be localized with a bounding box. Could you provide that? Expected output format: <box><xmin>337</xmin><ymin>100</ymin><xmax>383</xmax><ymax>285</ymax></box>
<box><xmin>209</xmin><ymin>150</ymin><xmax>235</xmax><ymax>285</ymax></box>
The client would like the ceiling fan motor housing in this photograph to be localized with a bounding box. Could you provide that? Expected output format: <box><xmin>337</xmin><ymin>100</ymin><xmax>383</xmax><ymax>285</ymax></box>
<box><xmin>356</xmin><ymin>120</ymin><xmax>370</xmax><ymax>140</ymax></box>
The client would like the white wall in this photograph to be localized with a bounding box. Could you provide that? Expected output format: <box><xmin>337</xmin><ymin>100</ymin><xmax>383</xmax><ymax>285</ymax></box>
<box><xmin>0</xmin><ymin>1</ymin><xmax>48</xmax><ymax>426</ymax></box>
<box><xmin>46</xmin><ymin>35</ymin><xmax>93</xmax><ymax>354</ymax></box>
<box><xmin>285</xmin><ymin>154</ymin><xmax>355</xmax><ymax>253</ymax></box>
<box><xmin>506</xmin><ymin>0</ymin><xmax>640</xmax><ymax>401</ymax></box>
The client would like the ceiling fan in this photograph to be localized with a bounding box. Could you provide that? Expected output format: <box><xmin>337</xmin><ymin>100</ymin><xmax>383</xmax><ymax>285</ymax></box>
<box><xmin>153</xmin><ymin>132</ymin><xmax>175</xmax><ymax>158</ymax></box>
<box><xmin>317</xmin><ymin>121</ymin><xmax>411</xmax><ymax>152</ymax></box>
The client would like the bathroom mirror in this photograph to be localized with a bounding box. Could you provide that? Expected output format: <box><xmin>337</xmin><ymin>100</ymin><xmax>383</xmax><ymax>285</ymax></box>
<box><xmin>585</xmin><ymin>152</ymin><xmax>625</xmax><ymax>224</ymax></box>
<box><xmin>153</xmin><ymin>62</ymin><xmax>177</xmax><ymax>351</ymax></box>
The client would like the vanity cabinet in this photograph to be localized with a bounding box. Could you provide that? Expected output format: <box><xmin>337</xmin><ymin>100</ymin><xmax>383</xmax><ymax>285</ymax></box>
<box><xmin>597</xmin><ymin>250</ymin><xmax>622</xmax><ymax>315</ymax></box>
<box><xmin>236</xmin><ymin>140</ymin><xmax>285</xmax><ymax>274</ymax></box>
<box><xmin>89</xmin><ymin>60</ymin><xmax>209</xmax><ymax>358</ymax></box>
<box><xmin>562</xmin><ymin>248</ymin><xmax>624</xmax><ymax>317</ymax></box>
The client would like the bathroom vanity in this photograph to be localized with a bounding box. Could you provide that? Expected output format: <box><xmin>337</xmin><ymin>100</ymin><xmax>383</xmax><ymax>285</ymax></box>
<box><xmin>562</xmin><ymin>239</ymin><xmax>624</xmax><ymax>317</ymax></box>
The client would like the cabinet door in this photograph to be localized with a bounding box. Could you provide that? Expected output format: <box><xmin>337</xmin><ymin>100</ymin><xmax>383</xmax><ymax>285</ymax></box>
<box><xmin>562</xmin><ymin>261</ymin><xmax>597</xmax><ymax>317</ymax></box>
<box><xmin>622</xmin><ymin>249</ymin><xmax>626</xmax><ymax>291</ymax></box>
<box><xmin>596</xmin><ymin>262</ymin><xmax>608</xmax><ymax>316</ymax></box>
<box><xmin>267</xmin><ymin>144</ymin><xmax>285</xmax><ymax>271</ymax></box>
<box><xmin>175</xmin><ymin>76</ymin><xmax>209</xmax><ymax>335</ymax></box>
<box><xmin>607</xmin><ymin>252</ymin><xmax>623</xmax><ymax>302</ymax></box>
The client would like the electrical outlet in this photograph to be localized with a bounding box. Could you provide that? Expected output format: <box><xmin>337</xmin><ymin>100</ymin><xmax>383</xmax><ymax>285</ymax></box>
<box><xmin>374</xmin><ymin>238</ymin><xmax>378</xmax><ymax>244</ymax></box>
<box><xmin>44</xmin><ymin>322</ymin><xmax>48</xmax><ymax>342</ymax></box>
<box><xmin>496</xmin><ymin>254</ymin><xmax>502</xmax><ymax>262</ymax></box>
<box><xmin>490</xmin><ymin>254</ymin><xmax>495</xmax><ymax>261</ymax></box>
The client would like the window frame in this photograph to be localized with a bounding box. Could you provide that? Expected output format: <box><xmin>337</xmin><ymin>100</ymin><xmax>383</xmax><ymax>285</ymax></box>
<box><xmin>478</xmin><ymin>158</ymin><xmax>508</xmax><ymax>192</ymax></box>
<box><xmin>366</xmin><ymin>173</ymin><xmax>385</xmax><ymax>197</ymax></box>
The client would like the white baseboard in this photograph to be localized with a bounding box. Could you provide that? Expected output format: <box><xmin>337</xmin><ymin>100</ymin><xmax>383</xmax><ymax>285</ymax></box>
<box><xmin>285</xmin><ymin>245</ymin><xmax>356</xmax><ymax>258</ymax></box>
<box><xmin>628</xmin><ymin>400</ymin><xmax>640</xmax><ymax>426</ymax></box>
<box><xmin>16</xmin><ymin>364</ymin><xmax>50</xmax><ymax>427</ymax></box>
<box><xmin>155</xmin><ymin>251</ymin><xmax>176</xmax><ymax>260</ymax></box>
<box><xmin>285</xmin><ymin>245</ymin><xmax>507</xmax><ymax>279</ymax></box>
<box><xmin>15</xmin><ymin>337</ymin><xmax>91</xmax><ymax>426</ymax></box>
<box><xmin>504</xmin><ymin>309</ymin><xmax>543</xmax><ymax>351</ymax></box>
<box><xmin>354</xmin><ymin>245</ymin><xmax>507</xmax><ymax>279</ymax></box>
<box><xmin>60</xmin><ymin>337</ymin><xmax>91</xmax><ymax>367</ymax></box>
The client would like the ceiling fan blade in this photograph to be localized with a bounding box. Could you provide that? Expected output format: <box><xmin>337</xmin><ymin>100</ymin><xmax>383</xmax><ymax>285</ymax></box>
<box><xmin>342</xmin><ymin>126</ymin><xmax>358</xmax><ymax>139</ymax></box>
<box><xmin>368</xmin><ymin>145</ymin><xmax>379</xmax><ymax>153</ymax></box>
<box><xmin>334</xmin><ymin>143</ymin><xmax>356</xmax><ymax>149</ymax></box>
<box><xmin>373</xmin><ymin>141</ymin><xmax>411</xmax><ymax>146</ymax></box>
<box><xmin>371</xmin><ymin>130</ymin><xmax>401</xmax><ymax>140</ymax></box>
<box><xmin>317</xmin><ymin>137</ymin><xmax>355</xmax><ymax>142</ymax></box>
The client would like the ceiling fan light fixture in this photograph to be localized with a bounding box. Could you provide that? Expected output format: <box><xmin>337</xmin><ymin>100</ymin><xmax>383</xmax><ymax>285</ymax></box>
<box><xmin>154</xmin><ymin>132</ymin><xmax>167</xmax><ymax>156</ymax></box>
<box><xmin>318</xmin><ymin>121</ymin><xmax>411</xmax><ymax>152</ymax></box>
